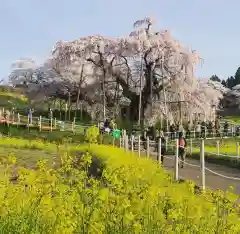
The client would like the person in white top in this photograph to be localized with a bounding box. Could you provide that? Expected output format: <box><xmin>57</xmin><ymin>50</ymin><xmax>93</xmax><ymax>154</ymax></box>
<box><xmin>196</xmin><ymin>122</ymin><xmax>201</xmax><ymax>138</ymax></box>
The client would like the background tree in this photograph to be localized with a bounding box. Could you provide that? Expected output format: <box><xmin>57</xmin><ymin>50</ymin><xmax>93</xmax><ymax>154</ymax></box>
<box><xmin>234</xmin><ymin>67</ymin><xmax>240</xmax><ymax>86</ymax></box>
<box><xmin>221</xmin><ymin>79</ymin><xmax>227</xmax><ymax>87</ymax></box>
<box><xmin>210</xmin><ymin>75</ymin><xmax>221</xmax><ymax>82</ymax></box>
<box><xmin>221</xmin><ymin>67</ymin><xmax>240</xmax><ymax>89</ymax></box>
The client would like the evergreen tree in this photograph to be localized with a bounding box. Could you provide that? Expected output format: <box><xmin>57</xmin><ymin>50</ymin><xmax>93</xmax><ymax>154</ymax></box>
<box><xmin>234</xmin><ymin>67</ymin><xmax>240</xmax><ymax>86</ymax></box>
<box><xmin>210</xmin><ymin>75</ymin><xmax>221</xmax><ymax>82</ymax></box>
<box><xmin>226</xmin><ymin>76</ymin><xmax>235</xmax><ymax>89</ymax></box>
<box><xmin>221</xmin><ymin>79</ymin><xmax>227</xmax><ymax>87</ymax></box>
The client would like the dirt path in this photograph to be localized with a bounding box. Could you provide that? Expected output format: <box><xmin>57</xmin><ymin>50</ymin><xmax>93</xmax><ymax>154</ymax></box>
<box><xmin>150</xmin><ymin>153</ymin><xmax>240</xmax><ymax>194</ymax></box>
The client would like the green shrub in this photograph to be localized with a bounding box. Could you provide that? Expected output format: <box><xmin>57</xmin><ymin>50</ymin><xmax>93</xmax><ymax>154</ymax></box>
<box><xmin>85</xmin><ymin>125</ymin><xmax>99</xmax><ymax>143</ymax></box>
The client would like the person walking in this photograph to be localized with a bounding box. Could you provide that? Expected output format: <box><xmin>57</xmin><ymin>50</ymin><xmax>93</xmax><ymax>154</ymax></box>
<box><xmin>196</xmin><ymin>122</ymin><xmax>201</xmax><ymax>138</ymax></box>
<box><xmin>207</xmin><ymin>121</ymin><xmax>213</xmax><ymax>138</ymax></box>
<box><xmin>201</xmin><ymin>121</ymin><xmax>206</xmax><ymax>138</ymax></box>
<box><xmin>110</xmin><ymin>119</ymin><xmax>117</xmax><ymax>130</ymax></box>
<box><xmin>170</xmin><ymin>124</ymin><xmax>175</xmax><ymax>140</ymax></box>
<box><xmin>104</xmin><ymin>119</ymin><xmax>110</xmax><ymax>134</ymax></box>
<box><xmin>160</xmin><ymin>134</ymin><xmax>166</xmax><ymax>164</ymax></box>
<box><xmin>186</xmin><ymin>121</ymin><xmax>191</xmax><ymax>139</ymax></box>
<box><xmin>178</xmin><ymin>123</ymin><xmax>184</xmax><ymax>137</ymax></box>
<box><xmin>178</xmin><ymin>132</ymin><xmax>187</xmax><ymax>168</ymax></box>
<box><xmin>215</xmin><ymin>117</ymin><xmax>220</xmax><ymax>137</ymax></box>
<box><xmin>28</xmin><ymin>108</ymin><xmax>33</xmax><ymax>125</ymax></box>
<box><xmin>224</xmin><ymin>121</ymin><xmax>229</xmax><ymax>137</ymax></box>
<box><xmin>48</xmin><ymin>108</ymin><xmax>53</xmax><ymax>126</ymax></box>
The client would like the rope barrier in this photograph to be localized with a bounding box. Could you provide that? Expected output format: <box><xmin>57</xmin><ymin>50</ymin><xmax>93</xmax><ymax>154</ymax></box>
<box><xmin>205</xmin><ymin>167</ymin><xmax>240</xmax><ymax>181</ymax></box>
<box><xmin>178</xmin><ymin>158</ymin><xmax>201</xmax><ymax>168</ymax></box>
<box><xmin>163</xmin><ymin>155</ymin><xmax>201</xmax><ymax>168</ymax></box>
<box><xmin>204</xmin><ymin>151</ymin><xmax>240</xmax><ymax>159</ymax></box>
<box><xmin>121</xmin><ymin>139</ymin><xmax>240</xmax><ymax>185</ymax></box>
<box><xmin>160</xmin><ymin>151</ymin><xmax>240</xmax><ymax>182</ymax></box>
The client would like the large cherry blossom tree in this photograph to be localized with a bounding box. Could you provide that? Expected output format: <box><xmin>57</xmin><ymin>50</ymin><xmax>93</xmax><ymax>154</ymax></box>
<box><xmin>9</xmin><ymin>17</ymin><xmax>227</xmax><ymax>125</ymax></box>
<box><xmin>50</xmin><ymin>17</ymin><xmax>204</xmax><ymax>122</ymax></box>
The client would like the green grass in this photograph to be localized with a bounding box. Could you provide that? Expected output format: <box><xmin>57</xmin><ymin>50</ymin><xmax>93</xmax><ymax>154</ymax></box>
<box><xmin>0</xmin><ymin>123</ymin><xmax>117</xmax><ymax>147</ymax></box>
<box><xmin>0</xmin><ymin>123</ymin><xmax>85</xmax><ymax>143</ymax></box>
<box><xmin>167</xmin><ymin>138</ymin><xmax>240</xmax><ymax>155</ymax></box>
<box><xmin>190</xmin><ymin>139</ymin><xmax>239</xmax><ymax>156</ymax></box>
<box><xmin>0</xmin><ymin>91</ymin><xmax>28</xmax><ymax>109</ymax></box>
<box><xmin>0</xmin><ymin>145</ymin><xmax>56</xmax><ymax>169</ymax></box>
<box><xmin>222</xmin><ymin>116</ymin><xmax>240</xmax><ymax>124</ymax></box>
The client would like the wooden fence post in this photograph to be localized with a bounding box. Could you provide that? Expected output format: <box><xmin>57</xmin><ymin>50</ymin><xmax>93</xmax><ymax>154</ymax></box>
<box><xmin>216</xmin><ymin>140</ymin><xmax>220</xmax><ymax>156</ymax></box>
<box><xmin>131</xmin><ymin>135</ymin><xmax>134</xmax><ymax>152</ymax></box>
<box><xmin>12</xmin><ymin>111</ymin><xmax>15</xmax><ymax>123</ymax></box>
<box><xmin>190</xmin><ymin>138</ymin><xmax>193</xmax><ymax>155</ymax></box>
<box><xmin>50</xmin><ymin>117</ymin><xmax>53</xmax><ymax>132</ymax></box>
<box><xmin>100</xmin><ymin>131</ymin><xmax>103</xmax><ymax>144</ymax></box>
<box><xmin>97</xmin><ymin>122</ymin><xmax>100</xmax><ymax>130</ymax></box>
<box><xmin>157</xmin><ymin>137</ymin><xmax>161</xmax><ymax>164</ymax></box>
<box><xmin>121</xmin><ymin>131</ymin><xmax>124</xmax><ymax>148</ymax></box>
<box><xmin>174</xmin><ymin>139</ymin><xmax>179</xmax><ymax>181</ymax></box>
<box><xmin>27</xmin><ymin>114</ymin><xmax>30</xmax><ymax>131</ymax></box>
<box><xmin>138</xmin><ymin>135</ymin><xmax>141</xmax><ymax>157</ymax></box>
<box><xmin>39</xmin><ymin>116</ymin><xmax>42</xmax><ymax>132</ymax></box>
<box><xmin>166</xmin><ymin>136</ymin><xmax>169</xmax><ymax>152</ymax></box>
<box><xmin>125</xmin><ymin>135</ymin><xmax>128</xmax><ymax>152</ymax></box>
<box><xmin>200</xmin><ymin>139</ymin><xmax>205</xmax><ymax>190</ymax></box>
<box><xmin>146</xmin><ymin>137</ymin><xmax>150</xmax><ymax>158</ymax></box>
<box><xmin>17</xmin><ymin>113</ymin><xmax>20</xmax><ymax>127</ymax></box>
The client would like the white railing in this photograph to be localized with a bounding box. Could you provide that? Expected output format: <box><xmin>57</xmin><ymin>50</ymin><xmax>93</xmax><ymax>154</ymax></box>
<box><xmin>3</xmin><ymin>112</ymin><xmax>239</xmax><ymax>140</ymax></box>
<box><xmin>0</xmin><ymin>112</ymin><xmax>94</xmax><ymax>133</ymax></box>
<box><xmin>118</xmin><ymin>135</ymin><xmax>240</xmax><ymax>191</ymax></box>
<box><xmin>1</xmin><ymin>107</ymin><xmax>239</xmax><ymax>138</ymax></box>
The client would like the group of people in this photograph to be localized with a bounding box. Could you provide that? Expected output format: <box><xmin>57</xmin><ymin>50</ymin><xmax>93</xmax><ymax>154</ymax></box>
<box><xmin>140</xmin><ymin>125</ymin><xmax>187</xmax><ymax>168</ymax></box>
<box><xmin>157</xmin><ymin>131</ymin><xmax>187</xmax><ymax>168</ymax></box>
<box><xmin>169</xmin><ymin>119</ymin><xmax>232</xmax><ymax>139</ymax></box>
<box><xmin>100</xmin><ymin>118</ymin><xmax>117</xmax><ymax>134</ymax></box>
<box><xmin>141</xmin><ymin>118</ymin><xmax>227</xmax><ymax>168</ymax></box>
<box><xmin>139</xmin><ymin>118</ymin><xmax>237</xmax><ymax>168</ymax></box>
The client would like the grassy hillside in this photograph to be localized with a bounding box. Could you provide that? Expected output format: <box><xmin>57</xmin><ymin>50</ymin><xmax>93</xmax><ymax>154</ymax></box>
<box><xmin>0</xmin><ymin>86</ymin><xmax>28</xmax><ymax>109</ymax></box>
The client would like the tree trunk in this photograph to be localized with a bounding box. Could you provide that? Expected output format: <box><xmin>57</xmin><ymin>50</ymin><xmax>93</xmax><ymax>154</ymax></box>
<box><xmin>76</xmin><ymin>88</ymin><xmax>81</xmax><ymax>119</ymax></box>
<box><xmin>126</xmin><ymin>94</ymin><xmax>146</xmax><ymax>125</ymax></box>
<box><xmin>59</xmin><ymin>99</ymin><xmax>62</xmax><ymax>120</ymax></box>
<box><xmin>76</xmin><ymin>65</ymin><xmax>84</xmax><ymax>120</ymax></box>
<box><xmin>102</xmin><ymin>71</ymin><xmax>106</xmax><ymax>121</ymax></box>
<box><xmin>68</xmin><ymin>92</ymin><xmax>71</xmax><ymax>121</ymax></box>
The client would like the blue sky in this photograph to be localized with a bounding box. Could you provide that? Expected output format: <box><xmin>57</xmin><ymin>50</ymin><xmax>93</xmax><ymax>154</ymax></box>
<box><xmin>0</xmin><ymin>0</ymin><xmax>239</xmax><ymax>81</ymax></box>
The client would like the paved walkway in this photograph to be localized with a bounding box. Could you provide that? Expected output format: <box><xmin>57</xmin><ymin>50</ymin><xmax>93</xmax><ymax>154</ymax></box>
<box><xmin>150</xmin><ymin>153</ymin><xmax>240</xmax><ymax>194</ymax></box>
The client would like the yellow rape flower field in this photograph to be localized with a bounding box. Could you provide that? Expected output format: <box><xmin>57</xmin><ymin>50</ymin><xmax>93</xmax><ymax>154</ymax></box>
<box><xmin>0</xmin><ymin>137</ymin><xmax>239</xmax><ymax>233</ymax></box>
